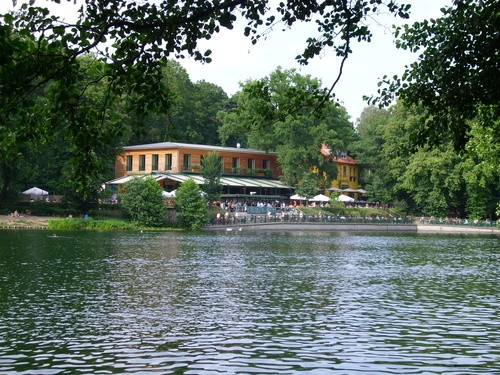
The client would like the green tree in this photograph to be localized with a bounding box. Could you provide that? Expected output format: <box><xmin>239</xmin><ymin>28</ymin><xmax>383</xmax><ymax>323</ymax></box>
<box><xmin>461</xmin><ymin>107</ymin><xmax>500</xmax><ymax>219</ymax></box>
<box><xmin>201</xmin><ymin>151</ymin><xmax>223</xmax><ymax>205</ymax></box>
<box><xmin>129</xmin><ymin>62</ymin><xmax>228</xmax><ymax>145</ymax></box>
<box><xmin>0</xmin><ymin>49</ymin><xmax>129</xmax><ymax>207</ymax></box>
<box><xmin>2</xmin><ymin>0</ymin><xmax>411</xmax><ymax>106</ymax></box>
<box><xmin>120</xmin><ymin>177</ymin><xmax>167</xmax><ymax>227</ymax></box>
<box><xmin>400</xmin><ymin>147</ymin><xmax>464</xmax><ymax>217</ymax></box>
<box><xmin>371</xmin><ymin>0</ymin><xmax>499</xmax><ymax>149</ymax></box>
<box><xmin>352</xmin><ymin>101</ymin><xmax>498</xmax><ymax>219</ymax></box>
<box><xmin>218</xmin><ymin>67</ymin><xmax>355</xmax><ymax>189</ymax></box>
<box><xmin>175</xmin><ymin>178</ymin><xmax>207</xmax><ymax>230</ymax></box>
<box><xmin>350</xmin><ymin>106</ymin><xmax>391</xmax><ymax>194</ymax></box>
<box><xmin>1</xmin><ymin>1</ymin><xmax>411</xmax><ymax>202</ymax></box>
<box><xmin>294</xmin><ymin>172</ymin><xmax>319</xmax><ymax>199</ymax></box>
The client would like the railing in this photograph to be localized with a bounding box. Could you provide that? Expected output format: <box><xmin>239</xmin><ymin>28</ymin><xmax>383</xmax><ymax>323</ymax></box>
<box><xmin>208</xmin><ymin>214</ymin><xmax>415</xmax><ymax>226</ymax></box>
<box><xmin>421</xmin><ymin>218</ymin><xmax>498</xmax><ymax>228</ymax></box>
<box><xmin>208</xmin><ymin>213</ymin><xmax>498</xmax><ymax>228</ymax></box>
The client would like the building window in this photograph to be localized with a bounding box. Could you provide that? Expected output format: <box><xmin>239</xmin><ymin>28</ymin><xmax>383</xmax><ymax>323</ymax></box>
<box><xmin>232</xmin><ymin>157</ymin><xmax>240</xmax><ymax>168</ymax></box>
<box><xmin>342</xmin><ymin>166</ymin><xmax>347</xmax><ymax>177</ymax></box>
<box><xmin>183</xmin><ymin>154</ymin><xmax>191</xmax><ymax>171</ymax></box>
<box><xmin>165</xmin><ymin>153</ymin><xmax>172</xmax><ymax>170</ymax></box>
<box><xmin>139</xmin><ymin>155</ymin><xmax>146</xmax><ymax>171</ymax></box>
<box><xmin>248</xmin><ymin>159</ymin><xmax>255</xmax><ymax>170</ymax></box>
<box><xmin>263</xmin><ymin>160</ymin><xmax>270</xmax><ymax>170</ymax></box>
<box><xmin>126</xmin><ymin>155</ymin><xmax>133</xmax><ymax>171</ymax></box>
<box><xmin>152</xmin><ymin>154</ymin><xmax>159</xmax><ymax>171</ymax></box>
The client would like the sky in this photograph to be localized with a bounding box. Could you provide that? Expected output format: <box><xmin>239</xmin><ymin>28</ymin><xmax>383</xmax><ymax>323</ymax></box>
<box><xmin>1</xmin><ymin>0</ymin><xmax>451</xmax><ymax>122</ymax></box>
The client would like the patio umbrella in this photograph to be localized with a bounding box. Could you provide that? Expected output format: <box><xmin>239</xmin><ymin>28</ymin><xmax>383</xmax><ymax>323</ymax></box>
<box><xmin>162</xmin><ymin>190</ymin><xmax>176</xmax><ymax>198</ymax></box>
<box><xmin>290</xmin><ymin>193</ymin><xmax>307</xmax><ymax>200</ymax></box>
<box><xmin>309</xmin><ymin>194</ymin><xmax>331</xmax><ymax>202</ymax></box>
<box><xmin>22</xmin><ymin>187</ymin><xmax>48</xmax><ymax>195</ymax></box>
<box><xmin>336</xmin><ymin>194</ymin><xmax>355</xmax><ymax>202</ymax></box>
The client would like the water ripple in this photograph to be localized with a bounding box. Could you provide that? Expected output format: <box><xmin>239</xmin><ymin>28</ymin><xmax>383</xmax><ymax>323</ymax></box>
<box><xmin>0</xmin><ymin>231</ymin><xmax>498</xmax><ymax>373</ymax></box>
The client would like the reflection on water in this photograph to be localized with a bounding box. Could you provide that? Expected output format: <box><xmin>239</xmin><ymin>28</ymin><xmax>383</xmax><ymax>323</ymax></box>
<box><xmin>0</xmin><ymin>230</ymin><xmax>498</xmax><ymax>374</ymax></box>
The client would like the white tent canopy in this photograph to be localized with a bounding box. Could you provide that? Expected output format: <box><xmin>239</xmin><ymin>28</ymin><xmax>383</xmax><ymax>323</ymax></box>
<box><xmin>22</xmin><ymin>187</ymin><xmax>48</xmax><ymax>195</ymax></box>
<box><xmin>336</xmin><ymin>194</ymin><xmax>355</xmax><ymax>202</ymax></box>
<box><xmin>309</xmin><ymin>194</ymin><xmax>330</xmax><ymax>202</ymax></box>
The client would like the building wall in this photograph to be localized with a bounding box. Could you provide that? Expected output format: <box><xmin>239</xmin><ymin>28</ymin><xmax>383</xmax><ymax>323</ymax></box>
<box><xmin>115</xmin><ymin>146</ymin><xmax>281</xmax><ymax>178</ymax></box>
<box><xmin>332</xmin><ymin>161</ymin><xmax>359</xmax><ymax>190</ymax></box>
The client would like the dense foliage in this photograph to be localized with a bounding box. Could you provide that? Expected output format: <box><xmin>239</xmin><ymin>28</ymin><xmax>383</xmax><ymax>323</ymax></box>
<box><xmin>201</xmin><ymin>151</ymin><xmax>223</xmax><ymax>205</ymax></box>
<box><xmin>351</xmin><ymin>104</ymin><xmax>499</xmax><ymax>219</ymax></box>
<box><xmin>120</xmin><ymin>177</ymin><xmax>167</xmax><ymax>227</ymax></box>
<box><xmin>370</xmin><ymin>0</ymin><xmax>499</xmax><ymax>149</ymax></box>
<box><xmin>1</xmin><ymin>0</ymin><xmax>497</xmax><ymax>222</ymax></box>
<box><xmin>175</xmin><ymin>179</ymin><xmax>208</xmax><ymax>230</ymax></box>
<box><xmin>218</xmin><ymin>67</ymin><xmax>356</xmax><ymax>192</ymax></box>
<box><xmin>128</xmin><ymin>62</ymin><xmax>229</xmax><ymax>145</ymax></box>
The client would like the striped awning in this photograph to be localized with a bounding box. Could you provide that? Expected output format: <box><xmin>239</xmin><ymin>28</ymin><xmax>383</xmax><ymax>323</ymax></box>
<box><xmin>106</xmin><ymin>174</ymin><xmax>170</xmax><ymax>185</ymax></box>
<box><xmin>107</xmin><ymin>173</ymin><xmax>291</xmax><ymax>189</ymax></box>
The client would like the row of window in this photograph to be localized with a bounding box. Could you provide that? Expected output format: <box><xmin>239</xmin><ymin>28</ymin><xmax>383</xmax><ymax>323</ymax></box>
<box><xmin>231</xmin><ymin>157</ymin><xmax>269</xmax><ymax>170</ymax></box>
<box><xmin>341</xmin><ymin>166</ymin><xmax>358</xmax><ymax>178</ymax></box>
<box><xmin>126</xmin><ymin>154</ymin><xmax>172</xmax><ymax>172</ymax></box>
<box><xmin>125</xmin><ymin>154</ymin><xmax>270</xmax><ymax>172</ymax></box>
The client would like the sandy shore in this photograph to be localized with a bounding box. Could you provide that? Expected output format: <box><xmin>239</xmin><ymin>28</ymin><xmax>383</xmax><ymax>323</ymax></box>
<box><xmin>0</xmin><ymin>215</ymin><xmax>50</xmax><ymax>229</ymax></box>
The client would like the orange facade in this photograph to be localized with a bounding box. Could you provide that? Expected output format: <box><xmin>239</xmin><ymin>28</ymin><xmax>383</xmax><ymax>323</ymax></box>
<box><xmin>115</xmin><ymin>142</ymin><xmax>281</xmax><ymax>179</ymax></box>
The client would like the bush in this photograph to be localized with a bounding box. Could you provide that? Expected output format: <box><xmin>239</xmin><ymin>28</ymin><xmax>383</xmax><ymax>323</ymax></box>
<box><xmin>48</xmin><ymin>218</ymin><xmax>137</xmax><ymax>230</ymax></box>
<box><xmin>120</xmin><ymin>177</ymin><xmax>167</xmax><ymax>227</ymax></box>
<box><xmin>175</xmin><ymin>178</ymin><xmax>207</xmax><ymax>230</ymax></box>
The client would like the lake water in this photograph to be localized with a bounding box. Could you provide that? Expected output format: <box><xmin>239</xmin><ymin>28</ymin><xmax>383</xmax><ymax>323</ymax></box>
<box><xmin>0</xmin><ymin>230</ymin><xmax>498</xmax><ymax>374</ymax></box>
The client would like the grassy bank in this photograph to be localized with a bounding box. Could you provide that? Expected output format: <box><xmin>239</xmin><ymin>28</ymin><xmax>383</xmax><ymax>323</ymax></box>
<box><xmin>48</xmin><ymin>218</ymin><xmax>138</xmax><ymax>230</ymax></box>
<box><xmin>47</xmin><ymin>218</ymin><xmax>182</xmax><ymax>231</ymax></box>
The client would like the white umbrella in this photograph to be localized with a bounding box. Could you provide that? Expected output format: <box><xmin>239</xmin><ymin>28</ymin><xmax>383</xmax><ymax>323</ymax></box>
<box><xmin>290</xmin><ymin>193</ymin><xmax>307</xmax><ymax>200</ymax></box>
<box><xmin>310</xmin><ymin>194</ymin><xmax>330</xmax><ymax>202</ymax></box>
<box><xmin>22</xmin><ymin>187</ymin><xmax>48</xmax><ymax>195</ymax></box>
<box><xmin>161</xmin><ymin>190</ymin><xmax>176</xmax><ymax>198</ymax></box>
<box><xmin>336</xmin><ymin>194</ymin><xmax>355</xmax><ymax>202</ymax></box>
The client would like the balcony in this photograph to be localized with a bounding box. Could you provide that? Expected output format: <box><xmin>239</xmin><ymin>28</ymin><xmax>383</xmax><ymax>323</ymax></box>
<box><xmin>224</xmin><ymin>167</ymin><xmax>272</xmax><ymax>177</ymax></box>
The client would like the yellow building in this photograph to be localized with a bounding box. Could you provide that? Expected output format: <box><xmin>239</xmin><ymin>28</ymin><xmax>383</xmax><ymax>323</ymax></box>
<box><xmin>320</xmin><ymin>145</ymin><xmax>361</xmax><ymax>199</ymax></box>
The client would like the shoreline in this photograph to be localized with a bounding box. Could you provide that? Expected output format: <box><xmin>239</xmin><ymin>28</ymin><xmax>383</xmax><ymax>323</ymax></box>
<box><xmin>205</xmin><ymin>222</ymin><xmax>500</xmax><ymax>235</ymax></box>
<box><xmin>0</xmin><ymin>215</ymin><xmax>50</xmax><ymax>230</ymax></box>
<box><xmin>1</xmin><ymin>215</ymin><xmax>498</xmax><ymax>235</ymax></box>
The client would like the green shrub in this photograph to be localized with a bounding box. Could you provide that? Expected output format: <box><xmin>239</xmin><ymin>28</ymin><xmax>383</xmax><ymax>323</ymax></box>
<box><xmin>120</xmin><ymin>177</ymin><xmax>167</xmax><ymax>227</ymax></box>
<box><xmin>175</xmin><ymin>178</ymin><xmax>207</xmax><ymax>230</ymax></box>
<box><xmin>48</xmin><ymin>218</ymin><xmax>137</xmax><ymax>230</ymax></box>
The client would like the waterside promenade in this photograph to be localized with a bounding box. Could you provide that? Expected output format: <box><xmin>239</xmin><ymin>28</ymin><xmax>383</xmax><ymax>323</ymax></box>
<box><xmin>1</xmin><ymin>214</ymin><xmax>498</xmax><ymax>234</ymax></box>
<box><xmin>205</xmin><ymin>222</ymin><xmax>500</xmax><ymax>234</ymax></box>
<box><xmin>205</xmin><ymin>215</ymin><xmax>500</xmax><ymax>235</ymax></box>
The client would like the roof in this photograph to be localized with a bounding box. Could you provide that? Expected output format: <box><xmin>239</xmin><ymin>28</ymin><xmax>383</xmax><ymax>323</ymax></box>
<box><xmin>107</xmin><ymin>173</ymin><xmax>291</xmax><ymax>189</ymax></box>
<box><xmin>331</xmin><ymin>155</ymin><xmax>357</xmax><ymax>165</ymax></box>
<box><xmin>122</xmin><ymin>142</ymin><xmax>276</xmax><ymax>155</ymax></box>
<box><xmin>320</xmin><ymin>144</ymin><xmax>357</xmax><ymax>165</ymax></box>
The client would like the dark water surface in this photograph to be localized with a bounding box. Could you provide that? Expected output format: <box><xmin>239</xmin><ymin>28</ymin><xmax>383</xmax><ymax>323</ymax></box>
<box><xmin>0</xmin><ymin>230</ymin><xmax>498</xmax><ymax>374</ymax></box>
